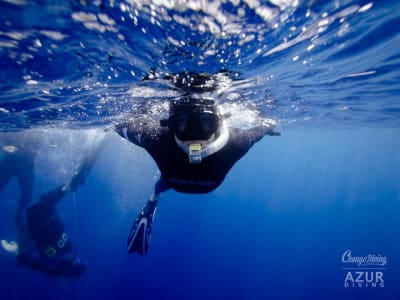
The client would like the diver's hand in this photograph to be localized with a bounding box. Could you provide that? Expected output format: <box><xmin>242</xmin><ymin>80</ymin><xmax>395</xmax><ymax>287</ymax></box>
<box><xmin>262</xmin><ymin>119</ymin><xmax>281</xmax><ymax>136</ymax></box>
<box><xmin>267</xmin><ymin>131</ymin><xmax>281</xmax><ymax>136</ymax></box>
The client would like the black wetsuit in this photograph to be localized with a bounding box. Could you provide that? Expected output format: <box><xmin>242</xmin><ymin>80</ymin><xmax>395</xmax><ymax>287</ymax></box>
<box><xmin>17</xmin><ymin>186</ymin><xmax>85</xmax><ymax>278</ymax></box>
<box><xmin>27</xmin><ymin>187</ymin><xmax>73</xmax><ymax>256</ymax></box>
<box><xmin>116</xmin><ymin>119</ymin><xmax>270</xmax><ymax>194</ymax></box>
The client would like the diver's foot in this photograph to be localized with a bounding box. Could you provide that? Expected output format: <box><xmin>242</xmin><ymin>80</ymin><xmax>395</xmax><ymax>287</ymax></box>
<box><xmin>127</xmin><ymin>200</ymin><xmax>157</xmax><ymax>255</ymax></box>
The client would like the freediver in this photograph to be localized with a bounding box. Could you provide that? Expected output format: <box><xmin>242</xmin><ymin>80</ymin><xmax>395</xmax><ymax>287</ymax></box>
<box><xmin>1</xmin><ymin>135</ymin><xmax>107</xmax><ymax>278</ymax></box>
<box><xmin>115</xmin><ymin>72</ymin><xmax>280</xmax><ymax>255</ymax></box>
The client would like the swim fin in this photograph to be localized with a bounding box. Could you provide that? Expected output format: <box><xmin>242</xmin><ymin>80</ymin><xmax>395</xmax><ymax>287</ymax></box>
<box><xmin>1</xmin><ymin>240</ymin><xmax>19</xmax><ymax>253</ymax></box>
<box><xmin>127</xmin><ymin>200</ymin><xmax>157</xmax><ymax>255</ymax></box>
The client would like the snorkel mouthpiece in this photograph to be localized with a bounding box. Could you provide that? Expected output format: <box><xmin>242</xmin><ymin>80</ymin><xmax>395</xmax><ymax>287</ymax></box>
<box><xmin>188</xmin><ymin>143</ymin><xmax>202</xmax><ymax>164</ymax></box>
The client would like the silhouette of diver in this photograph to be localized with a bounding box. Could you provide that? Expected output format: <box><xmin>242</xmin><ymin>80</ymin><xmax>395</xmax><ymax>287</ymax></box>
<box><xmin>2</xmin><ymin>134</ymin><xmax>107</xmax><ymax>278</ymax></box>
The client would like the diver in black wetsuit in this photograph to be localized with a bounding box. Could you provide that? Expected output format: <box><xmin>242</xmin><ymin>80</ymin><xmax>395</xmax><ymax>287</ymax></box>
<box><xmin>16</xmin><ymin>180</ymin><xmax>87</xmax><ymax>278</ymax></box>
<box><xmin>9</xmin><ymin>136</ymin><xmax>107</xmax><ymax>278</ymax></box>
<box><xmin>116</xmin><ymin>73</ymin><xmax>280</xmax><ymax>255</ymax></box>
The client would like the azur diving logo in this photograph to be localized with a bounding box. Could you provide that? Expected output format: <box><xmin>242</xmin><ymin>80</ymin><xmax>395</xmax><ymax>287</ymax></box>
<box><xmin>341</xmin><ymin>249</ymin><xmax>387</xmax><ymax>288</ymax></box>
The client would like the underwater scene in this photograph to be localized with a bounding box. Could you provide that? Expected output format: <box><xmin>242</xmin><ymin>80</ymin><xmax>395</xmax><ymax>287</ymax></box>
<box><xmin>0</xmin><ymin>0</ymin><xmax>399</xmax><ymax>299</ymax></box>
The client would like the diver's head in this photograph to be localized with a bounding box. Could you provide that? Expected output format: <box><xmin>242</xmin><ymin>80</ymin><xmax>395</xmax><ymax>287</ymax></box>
<box><xmin>166</xmin><ymin>72</ymin><xmax>217</xmax><ymax>93</ymax></box>
<box><xmin>165</xmin><ymin>97</ymin><xmax>221</xmax><ymax>142</ymax></box>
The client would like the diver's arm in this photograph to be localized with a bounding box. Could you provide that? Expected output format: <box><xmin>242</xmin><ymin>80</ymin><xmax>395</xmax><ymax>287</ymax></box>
<box><xmin>115</xmin><ymin>118</ymin><xmax>159</xmax><ymax>148</ymax></box>
<box><xmin>244</xmin><ymin>123</ymin><xmax>280</xmax><ymax>145</ymax></box>
<box><xmin>115</xmin><ymin>119</ymin><xmax>140</xmax><ymax>140</ymax></box>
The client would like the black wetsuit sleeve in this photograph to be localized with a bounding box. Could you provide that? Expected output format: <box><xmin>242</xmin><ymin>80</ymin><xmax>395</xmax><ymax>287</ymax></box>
<box><xmin>242</xmin><ymin>125</ymin><xmax>273</xmax><ymax>148</ymax></box>
<box><xmin>114</xmin><ymin>118</ymin><xmax>161</xmax><ymax>150</ymax></box>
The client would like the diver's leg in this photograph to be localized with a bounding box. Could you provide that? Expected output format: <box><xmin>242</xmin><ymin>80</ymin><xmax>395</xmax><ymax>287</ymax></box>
<box><xmin>0</xmin><ymin>155</ymin><xmax>32</xmax><ymax>254</ymax></box>
<box><xmin>38</xmin><ymin>185</ymin><xmax>68</xmax><ymax>207</ymax></box>
<box><xmin>65</xmin><ymin>134</ymin><xmax>108</xmax><ymax>193</ymax></box>
<box><xmin>127</xmin><ymin>177</ymin><xmax>170</xmax><ymax>255</ymax></box>
<box><xmin>0</xmin><ymin>172</ymin><xmax>12</xmax><ymax>197</ymax></box>
<box><xmin>14</xmin><ymin>160</ymin><xmax>34</xmax><ymax>232</ymax></box>
<box><xmin>150</xmin><ymin>176</ymin><xmax>170</xmax><ymax>202</ymax></box>
<box><xmin>14</xmin><ymin>173</ymin><xmax>34</xmax><ymax>254</ymax></box>
<box><xmin>0</xmin><ymin>155</ymin><xmax>13</xmax><ymax>193</ymax></box>
<box><xmin>29</xmin><ymin>134</ymin><xmax>107</xmax><ymax>208</ymax></box>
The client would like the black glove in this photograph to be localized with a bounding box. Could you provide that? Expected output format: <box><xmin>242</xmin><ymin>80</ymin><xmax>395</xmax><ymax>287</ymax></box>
<box><xmin>267</xmin><ymin>130</ymin><xmax>281</xmax><ymax>136</ymax></box>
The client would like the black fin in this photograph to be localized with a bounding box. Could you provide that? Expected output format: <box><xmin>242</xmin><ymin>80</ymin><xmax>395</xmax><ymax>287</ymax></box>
<box><xmin>127</xmin><ymin>201</ymin><xmax>157</xmax><ymax>255</ymax></box>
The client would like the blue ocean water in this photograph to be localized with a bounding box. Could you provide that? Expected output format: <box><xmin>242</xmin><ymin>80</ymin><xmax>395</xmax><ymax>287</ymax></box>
<box><xmin>0</xmin><ymin>0</ymin><xmax>399</xmax><ymax>299</ymax></box>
